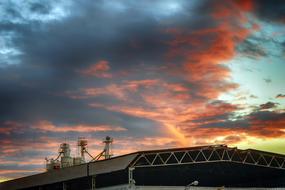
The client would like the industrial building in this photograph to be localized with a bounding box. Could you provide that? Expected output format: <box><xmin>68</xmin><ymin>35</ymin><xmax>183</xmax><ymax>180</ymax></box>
<box><xmin>1</xmin><ymin>138</ymin><xmax>285</xmax><ymax>190</ymax></box>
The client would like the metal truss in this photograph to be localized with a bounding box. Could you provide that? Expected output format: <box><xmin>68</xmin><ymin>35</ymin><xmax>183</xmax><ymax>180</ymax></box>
<box><xmin>131</xmin><ymin>145</ymin><xmax>285</xmax><ymax>170</ymax></box>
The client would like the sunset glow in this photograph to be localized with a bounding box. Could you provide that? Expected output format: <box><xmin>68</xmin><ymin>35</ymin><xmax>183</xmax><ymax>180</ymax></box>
<box><xmin>0</xmin><ymin>0</ymin><xmax>285</xmax><ymax>181</ymax></box>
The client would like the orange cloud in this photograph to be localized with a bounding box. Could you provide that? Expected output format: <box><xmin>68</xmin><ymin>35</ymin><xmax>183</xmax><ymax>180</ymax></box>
<box><xmin>234</xmin><ymin>0</ymin><xmax>255</xmax><ymax>12</ymax></box>
<box><xmin>0</xmin><ymin>121</ymin><xmax>24</xmax><ymax>134</ymax></box>
<box><xmin>113</xmin><ymin>137</ymin><xmax>178</xmax><ymax>155</ymax></box>
<box><xmin>248</xmin><ymin>118</ymin><xmax>285</xmax><ymax>138</ymax></box>
<box><xmin>33</xmin><ymin>120</ymin><xmax>126</xmax><ymax>133</ymax></box>
<box><xmin>212</xmin><ymin>0</ymin><xmax>254</xmax><ymax>22</ymax></box>
<box><xmin>165</xmin><ymin>25</ymin><xmax>252</xmax><ymax>100</ymax></box>
<box><xmin>83</xmin><ymin>79</ymin><xmax>160</xmax><ymax>100</ymax></box>
<box><xmin>80</xmin><ymin>60</ymin><xmax>112</xmax><ymax>78</ymax></box>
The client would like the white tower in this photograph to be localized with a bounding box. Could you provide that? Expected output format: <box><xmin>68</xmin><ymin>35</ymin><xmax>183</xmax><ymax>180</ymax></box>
<box><xmin>59</xmin><ymin>143</ymin><xmax>73</xmax><ymax>168</ymax></box>
<box><xmin>103</xmin><ymin>136</ymin><xmax>113</xmax><ymax>159</ymax></box>
<box><xmin>78</xmin><ymin>137</ymin><xmax>88</xmax><ymax>162</ymax></box>
<box><xmin>59</xmin><ymin>143</ymin><xmax>71</xmax><ymax>157</ymax></box>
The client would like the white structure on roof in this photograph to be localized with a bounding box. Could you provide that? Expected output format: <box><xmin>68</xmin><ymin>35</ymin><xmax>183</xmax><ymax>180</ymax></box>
<box><xmin>59</xmin><ymin>143</ymin><xmax>73</xmax><ymax>168</ymax></box>
<box><xmin>103</xmin><ymin>136</ymin><xmax>113</xmax><ymax>159</ymax></box>
<box><xmin>78</xmin><ymin>137</ymin><xmax>88</xmax><ymax>162</ymax></box>
<box><xmin>45</xmin><ymin>136</ymin><xmax>114</xmax><ymax>171</ymax></box>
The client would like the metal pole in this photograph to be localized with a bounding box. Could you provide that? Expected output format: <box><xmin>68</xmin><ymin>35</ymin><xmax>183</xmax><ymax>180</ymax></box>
<box><xmin>62</xmin><ymin>182</ymin><xmax>66</xmax><ymax>190</ymax></box>
<box><xmin>128</xmin><ymin>167</ymin><xmax>135</xmax><ymax>189</ymax></box>
<box><xmin>92</xmin><ymin>175</ymin><xmax>96</xmax><ymax>190</ymax></box>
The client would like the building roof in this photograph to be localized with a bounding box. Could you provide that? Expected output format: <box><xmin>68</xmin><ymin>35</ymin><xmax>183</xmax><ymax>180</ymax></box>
<box><xmin>0</xmin><ymin>153</ymin><xmax>138</xmax><ymax>190</ymax></box>
<box><xmin>1</xmin><ymin>145</ymin><xmax>285</xmax><ymax>190</ymax></box>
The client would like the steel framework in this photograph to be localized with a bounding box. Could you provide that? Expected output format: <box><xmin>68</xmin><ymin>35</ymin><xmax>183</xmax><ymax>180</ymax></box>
<box><xmin>131</xmin><ymin>145</ymin><xmax>285</xmax><ymax>170</ymax></box>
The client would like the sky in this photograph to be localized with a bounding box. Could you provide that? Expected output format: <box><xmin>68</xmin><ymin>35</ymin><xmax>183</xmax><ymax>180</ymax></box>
<box><xmin>0</xmin><ymin>0</ymin><xmax>285</xmax><ymax>182</ymax></box>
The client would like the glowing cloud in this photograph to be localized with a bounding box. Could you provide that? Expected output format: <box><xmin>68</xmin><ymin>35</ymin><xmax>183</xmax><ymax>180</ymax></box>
<box><xmin>33</xmin><ymin>120</ymin><xmax>127</xmax><ymax>133</ymax></box>
<box><xmin>80</xmin><ymin>60</ymin><xmax>112</xmax><ymax>78</ymax></box>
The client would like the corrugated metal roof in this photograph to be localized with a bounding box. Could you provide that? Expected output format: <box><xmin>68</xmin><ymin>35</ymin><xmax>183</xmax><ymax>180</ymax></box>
<box><xmin>134</xmin><ymin>144</ymin><xmax>228</xmax><ymax>154</ymax></box>
<box><xmin>0</xmin><ymin>164</ymin><xmax>88</xmax><ymax>190</ymax></box>
<box><xmin>0</xmin><ymin>153</ymin><xmax>138</xmax><ymax>190</ymax></box>
<box><xmin>89</xmin><ymin>153</ymin><xmax>138</xmax><ymax>175</ymax></box>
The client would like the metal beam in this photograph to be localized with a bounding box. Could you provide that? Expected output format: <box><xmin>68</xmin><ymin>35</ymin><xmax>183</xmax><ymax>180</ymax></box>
<box><xmin>131</xmin><ymin>146</ymin><xmax>285</xmax><ymax>170</ymax></box>
<box><xmin>92</xmin><ymin>175</ymin><xmax>96</xmax><ymax>190</ymax></box>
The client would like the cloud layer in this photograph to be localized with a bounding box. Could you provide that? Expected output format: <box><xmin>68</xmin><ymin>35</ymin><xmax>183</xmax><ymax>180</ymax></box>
<box><xmin>0</xmin><ymin>0</ymin><xmax>285</xmax><ymax>180</ymax></box>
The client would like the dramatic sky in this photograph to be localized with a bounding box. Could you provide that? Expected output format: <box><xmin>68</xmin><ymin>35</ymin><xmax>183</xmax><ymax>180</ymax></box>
<box><xmin>0</xmin><ymin>0</ymin><xmax>285</xmax><ymax>181</ymax></box>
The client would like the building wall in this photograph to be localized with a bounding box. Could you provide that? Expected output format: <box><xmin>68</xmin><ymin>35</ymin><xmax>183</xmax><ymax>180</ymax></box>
<box><xmin>133</xmin><ymin>162</ymin><xmax>285</xmax><ymax>187</ymax></box>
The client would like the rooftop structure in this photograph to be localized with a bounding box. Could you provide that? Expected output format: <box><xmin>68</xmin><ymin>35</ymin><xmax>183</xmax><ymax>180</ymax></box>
<box><xmin>1</xmin><ymin>142</ymin><xmax>285</xmax><ymax>190</ymax></box>
<box><xmin>45</xmin><ymin>136</ymin><xmax>113</xmax><ymax>171</ymax></box>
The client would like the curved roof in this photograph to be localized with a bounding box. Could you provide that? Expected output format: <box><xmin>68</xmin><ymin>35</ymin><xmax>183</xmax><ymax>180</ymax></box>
<box><xmin>1</xmin><ymin>145</ymin><xmax>285</xmax><ymax>190</ymax></box>
<box><xmin>131</xmin><ymin>145</ymin><xmax>285</xmax><ymax>169</ymax></box>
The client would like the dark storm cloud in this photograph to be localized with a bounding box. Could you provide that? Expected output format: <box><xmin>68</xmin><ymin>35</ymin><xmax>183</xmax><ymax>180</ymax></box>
<box><xmin>0</xmin><ymin>0</ymin><xmax>214</xmax><ymax>145</ymax></box>
<box><xmin>29</xmin><ymin>2</ymin><xmax>51</xmax><ymax>14</ymax></box>
<box><xmin>250</xmin><ymin>110</ymin><xmax>285</xmax><ymax>122</ymax></box>
<box><xmin>259</xmin><ymin>101</ymin><xmax>278</xmax><ymax>110</ymax></box>
<box><xmin>196</xmin><ymin>110</ymin><xmax>285</xmax><ymax>139</ymax></box>
<box><xmin>9</xmin><ymin>0</ymin><xmax>191</xmax><ymax>72</ymax></box>
<box><xmin>253</xmin><ymin>0</ymin><xmax>285</xmax><ymax>22</ymax></box>
<box><xmin>237</xmin><ymin>38</ymin><xmax>267</xmax><ymax>58</ymax></box>
<box><xmin>200</xmin><ymin>119</ymin><xmax>250</xmax><ymax>129</ymax></box>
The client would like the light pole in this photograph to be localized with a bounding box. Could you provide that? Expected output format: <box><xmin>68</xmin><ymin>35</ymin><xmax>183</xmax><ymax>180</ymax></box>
<box><xmin>185</xmin><ymin>180</ymin><xmax>199</xmax><ymax>190</ymax></box>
